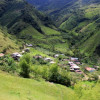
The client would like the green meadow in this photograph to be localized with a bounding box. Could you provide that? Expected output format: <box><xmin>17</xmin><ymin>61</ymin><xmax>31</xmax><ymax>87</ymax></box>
<box><xmin>0</xmin><ymin>71</ymin><xmax>76</xmax><ymax>100</ymax></box>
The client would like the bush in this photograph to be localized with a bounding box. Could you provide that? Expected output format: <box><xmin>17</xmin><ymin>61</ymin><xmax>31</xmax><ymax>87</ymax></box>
<box><xmin>88</xmin><ymin>73</ymin><xmax>99</xmax><ymax>81</ymax></box>
<box><xmin>1</xmin><ymin>55</ymin><xmax>17</xmax><ymax>73</ymax></box>
<box><xmin>49</xmin><ymin>64</ymin><xmax>71</xmax><ymax>86</ymax></box>
<box><xmin>31</xmin><ymin>64</ymin><xmax>71</xmax><ymax>86</ymax></box>
<box><xmin>58</xmin><ymin>55</ymin><xmax>65</xmax><ymax>60</ymax></box>
<box><xmin>49</xmin><ymin>65</ymin><xmax>59</xmax><ymax>82</ymax></box>
<box><xmin>20</xmin><ymin>54</ymin><xmax>31</xmax><ymax>78</ymax></box>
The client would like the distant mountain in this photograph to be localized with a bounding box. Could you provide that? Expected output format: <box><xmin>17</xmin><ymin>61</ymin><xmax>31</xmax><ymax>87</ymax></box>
<box><xmin>27</xmin><ymin>0</ymin><xmax>100</xmax><ymax>62</ymax></box>
<box><xmin>26</xmin><ymin>0</ymin><xmax>77</xmax><ymax>13</ymax></box>
<box><xmin>59</xmin><ymin>0</ymin><xmax>100</xmax><ymax>57</ymax></box>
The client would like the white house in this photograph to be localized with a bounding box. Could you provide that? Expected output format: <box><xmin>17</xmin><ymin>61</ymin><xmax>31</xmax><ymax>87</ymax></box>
<box><xmin>44</xmin><ymin>58</ymin><xmax>52</xmax><ymax>62</ymax></box>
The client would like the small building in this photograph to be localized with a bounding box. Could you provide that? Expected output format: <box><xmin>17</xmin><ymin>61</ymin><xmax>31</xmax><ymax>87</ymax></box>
<box><xmin>26</xmin><ymin>44</ymin><xmax>33</xmax><ymax>47</ymax></box>
<box><xmin>68</xmin><ymin>62</ymin><xmax>77</xmax><ymax>67</ymax></box>
<box><xmin>71</xmin><ymin>57</ymin><xmax>79</xmax><ymax>62</ymax></box>
<box><xmin>75</xmin><ymin>62</ymin><xmax>81</xmax><ymax>65</ymax></box>
<box><xmin>11</xmin><ymin>52</ymin><xmax>22</xmax><ymax>60</ymax></box>
<box><xmin>71</xmin><ymin>65</ymin><xmax>80</xmax><ymax>70</ymax></box>
<box><xmin>85</xmin><ymin>67</ymin><xmax>95</xmax><ymax>72</ymax></box>
<box><xmin>34</xmin><ymin>55</ymin><xmax>42</xmax><ymax>59</ymax></box>
<box><xmin>63</xmin><ymin>59</ymin><xmax>70</xmax><ymax>61</ymax></box>
<box><xmin>50</xmin><ymin>61</ymin><xmax>55</xmax><ymax>64</ymax></box>
<box><xmin>44</xmin><ymin>58</ymin><xmax>52</xmax><ymax>62</ymax></box>
<box><xmin>21</xmin><ymin>50</ymin><xmax>25</xmax><ymax>54</ymax></box>
<box><xmin>94</xmin><ymin>66</ymin><xmax>99</xmax><ymax>70</ymax></box>
<box><xmin>11</xmin><ymin>52</ymin><xmax>19</xmax><ymax>57</ymax></box>
<box><xmin>54</xmin><ymin>54</ymin><xmax>59</xmax><ymax>58</ymax></box>
<box><xmin>68</xmin><ymin>62</ymin><xmax>74</xmax><ymax>65</ymax></box>
<box><xmin>70</xmin><ymin>67</ymin><xmax>75</xmax><ymax>72</ymax></box>
<box><xmin>75</xmin><ymin>70</ymin><xmax>83</xmax><ymax>74</ymax></box>
<box><xmin>0</xmin><ymin>53</ymin><xmax>4</xmax><ymax>58</ymax></box>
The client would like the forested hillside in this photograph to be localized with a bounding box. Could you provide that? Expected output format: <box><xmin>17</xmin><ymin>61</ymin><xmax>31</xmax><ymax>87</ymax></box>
<box><xmin>0</xmin><ymin>26</ymin><xmax>19</xmax><ymax>53</ymax></box>
<box><xmin>0</xmin><ymin>0</ymin><xmax>72</xmax><ymax>54</ymax></box>
<box><xmin>27</xmin><ymin>0</ymin><xmax>100</xmax><ymax>63</ymax></box>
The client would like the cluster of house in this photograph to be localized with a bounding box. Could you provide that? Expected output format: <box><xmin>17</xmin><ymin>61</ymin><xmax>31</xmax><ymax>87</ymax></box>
<box><xmin>0</xmin><ymin>50</ymin><xmax>99</xmax><ymax>74</ymax></box>
<box><xmin>68</xmin><ymin>57</ymin><xmax>83</xmax><ymax>74</ymax></box>
<box><xmin>11</xmin><ymin>43</ymin><xmax>33</xmax><ymax>61</ymax></box>
<box><xmin>68</xmin><ymin>57</ymin><xmax>99</xmax><ymax>74</ymax></box>
<box><xmin>69</xmin><ymin>62</ymin><xmax>82</xmax><ymax>74</ymax></box>
<box><xmin>70</xmin><ymin>57</ymin><xmax>81</xmax><ymax>65</ymax></box>
<box><xmin>33</xmin><ymin>55</ymin><xmax>55</xmax><ymax>64</ymax></box>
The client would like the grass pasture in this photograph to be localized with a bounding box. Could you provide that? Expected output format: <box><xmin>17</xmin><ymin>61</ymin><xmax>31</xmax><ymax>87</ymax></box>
<box><xmin>0</xmin><ymin>71</ymin><xmax>76</xmax><ymax>100</ymax></box>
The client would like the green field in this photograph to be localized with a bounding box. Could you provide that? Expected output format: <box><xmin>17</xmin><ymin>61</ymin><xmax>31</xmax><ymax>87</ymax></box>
<box><xmin>0</xmin><ymin>71</ymin><xmax>76</xmax><ymax>100</ymax></box>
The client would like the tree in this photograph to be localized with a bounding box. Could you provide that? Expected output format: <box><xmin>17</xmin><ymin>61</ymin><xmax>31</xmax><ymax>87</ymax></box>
<box><xmin>20</xmin><ymin>54</ymin><xmax>31</xmax><ymax>78</ymax></box>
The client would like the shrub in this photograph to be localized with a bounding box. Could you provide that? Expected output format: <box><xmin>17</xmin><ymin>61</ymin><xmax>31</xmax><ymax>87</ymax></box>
<box><xmin>49</xmin><ymin>65</ymin><xmax>59</xmax><ymax>83</ymax></box>
<box><xmin>88</xmin><ymin>73</ymin><xmax>99</xmax><ymax>81</ymax></box>
<box><xmin>20</xmin><ymin>60</ymin><xmax>30</xmax><ymax>78</ymax></box>
<box><xmin>20</xmin><ymin>54</ymin><xmax>31</xmax><ymax>78</ymax></box>
<box><xmin>2</xmin><ymin>55</ymin><xmax>17</xmax><ymax>73</ymax></box>
<box><xmin>38</xmin><ymin>58</ymin><xmax>48</xmax><ymax>65</ymax></box>
<box><xmin>49</xmin><ymin>64</ymin><xmax>71</xmax><ymax>86</ymax></box>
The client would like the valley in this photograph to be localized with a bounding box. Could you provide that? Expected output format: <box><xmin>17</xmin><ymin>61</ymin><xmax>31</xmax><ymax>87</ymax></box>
<box><xmin>0</xmin><ymin>0</ymin><xmax>100</xmax><ymax>100</ymax></box>
<box><xmin>26</xmin><ymin>0</ymin><xmax>100</xmax><ymax>64</ymax></box>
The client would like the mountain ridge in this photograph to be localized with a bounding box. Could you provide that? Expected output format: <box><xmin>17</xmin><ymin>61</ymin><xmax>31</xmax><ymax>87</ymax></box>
<box><xmin>26</xmin><ymin>0</ymin><xmax>100</xmax><ymax>60</ymax></box>
<box><xmin>0</xmin><ymin>0</ymin><xmax>72</xmax><ymax>55</ymax></box>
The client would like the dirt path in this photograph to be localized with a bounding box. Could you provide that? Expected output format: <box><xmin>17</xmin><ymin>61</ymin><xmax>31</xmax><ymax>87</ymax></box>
<box><xmin>82</xmin><ymin>73</ymin><xmax>89</xmax><ymax>80</ymax></box>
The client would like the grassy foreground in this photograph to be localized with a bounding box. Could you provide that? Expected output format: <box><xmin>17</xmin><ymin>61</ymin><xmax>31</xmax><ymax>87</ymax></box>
<box><xmin>0</xmin><ymin>71</ymin><xmax>76</xmax><ymax>100</ymax></box>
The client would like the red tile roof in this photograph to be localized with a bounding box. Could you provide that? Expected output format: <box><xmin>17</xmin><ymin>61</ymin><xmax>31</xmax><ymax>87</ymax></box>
<box><xmin>85</xmin><ymin>67</ymin><xmax>95</xmax><ymax>72</ymax></box>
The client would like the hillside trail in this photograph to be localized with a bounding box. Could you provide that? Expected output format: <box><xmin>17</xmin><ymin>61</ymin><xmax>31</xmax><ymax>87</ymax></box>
<box><xmin>82</xmin><ymin>73</ymin><xmax>89</xmax><ymax>80</ymax></box>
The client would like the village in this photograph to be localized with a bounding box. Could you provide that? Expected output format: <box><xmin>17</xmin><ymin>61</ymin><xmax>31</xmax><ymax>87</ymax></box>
<box><xmin>0</xmin><ymin>43</ymin><xmax>99</xmax><ymax>80</ymax></box>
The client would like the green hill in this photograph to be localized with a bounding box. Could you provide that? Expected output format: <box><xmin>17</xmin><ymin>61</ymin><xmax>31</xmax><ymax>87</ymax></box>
<box><xmin>0</xmin><ymin>71</ymin><xmax>76</xmax><ymax>100</ymax></box>
<box><xmin>0</xmin><ymin>27</ymin><xmax>19</xmax><ymax>53</ymax></box>
<box><xmin>0</xmin><ymin>0</ymin><xmax>72</xmax><ymax>54</ymax></box>
<box><xmin>26</xmin><ymin>0</ymin><xmax>100</xmax><ymax>62</ymax></box>
<box><xmin>1</xmin><ymin>70</ymin><xmax>100</xmax><ymax>100</ymax></box>
<box><xmin>60</xmin><ymin>3</ymin><xmax>100</xmax><ymax>58</ymax></box>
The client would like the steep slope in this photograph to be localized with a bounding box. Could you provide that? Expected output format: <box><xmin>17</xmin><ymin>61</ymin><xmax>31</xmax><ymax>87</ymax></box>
<box><xmin>27</xmin><ymin>0</ymin><xmax>100</xmax><ymax>58</ymax></box>
<box><xmin>0</xmin><ymin>0</ymin><xmax>72</xmax><ymax>54</ymax></box>
<box><xmin>0</xmin><ymin>27</ymin><xmax>19</xmax><ymax>53</ymax></box>
<box><xmin>0</xmin><ymin>71</ymin><xmax>77</xmax><ymax>100</ymax></box>
<box><xmin>26</xmin><ymin>0</ymin><xmax>100</xmax><ymax>24</ymax></box>
<box><xmin>60</xmin><ymin>3</ymin><xmax>100</xmax><ymax>57</ymax></box>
